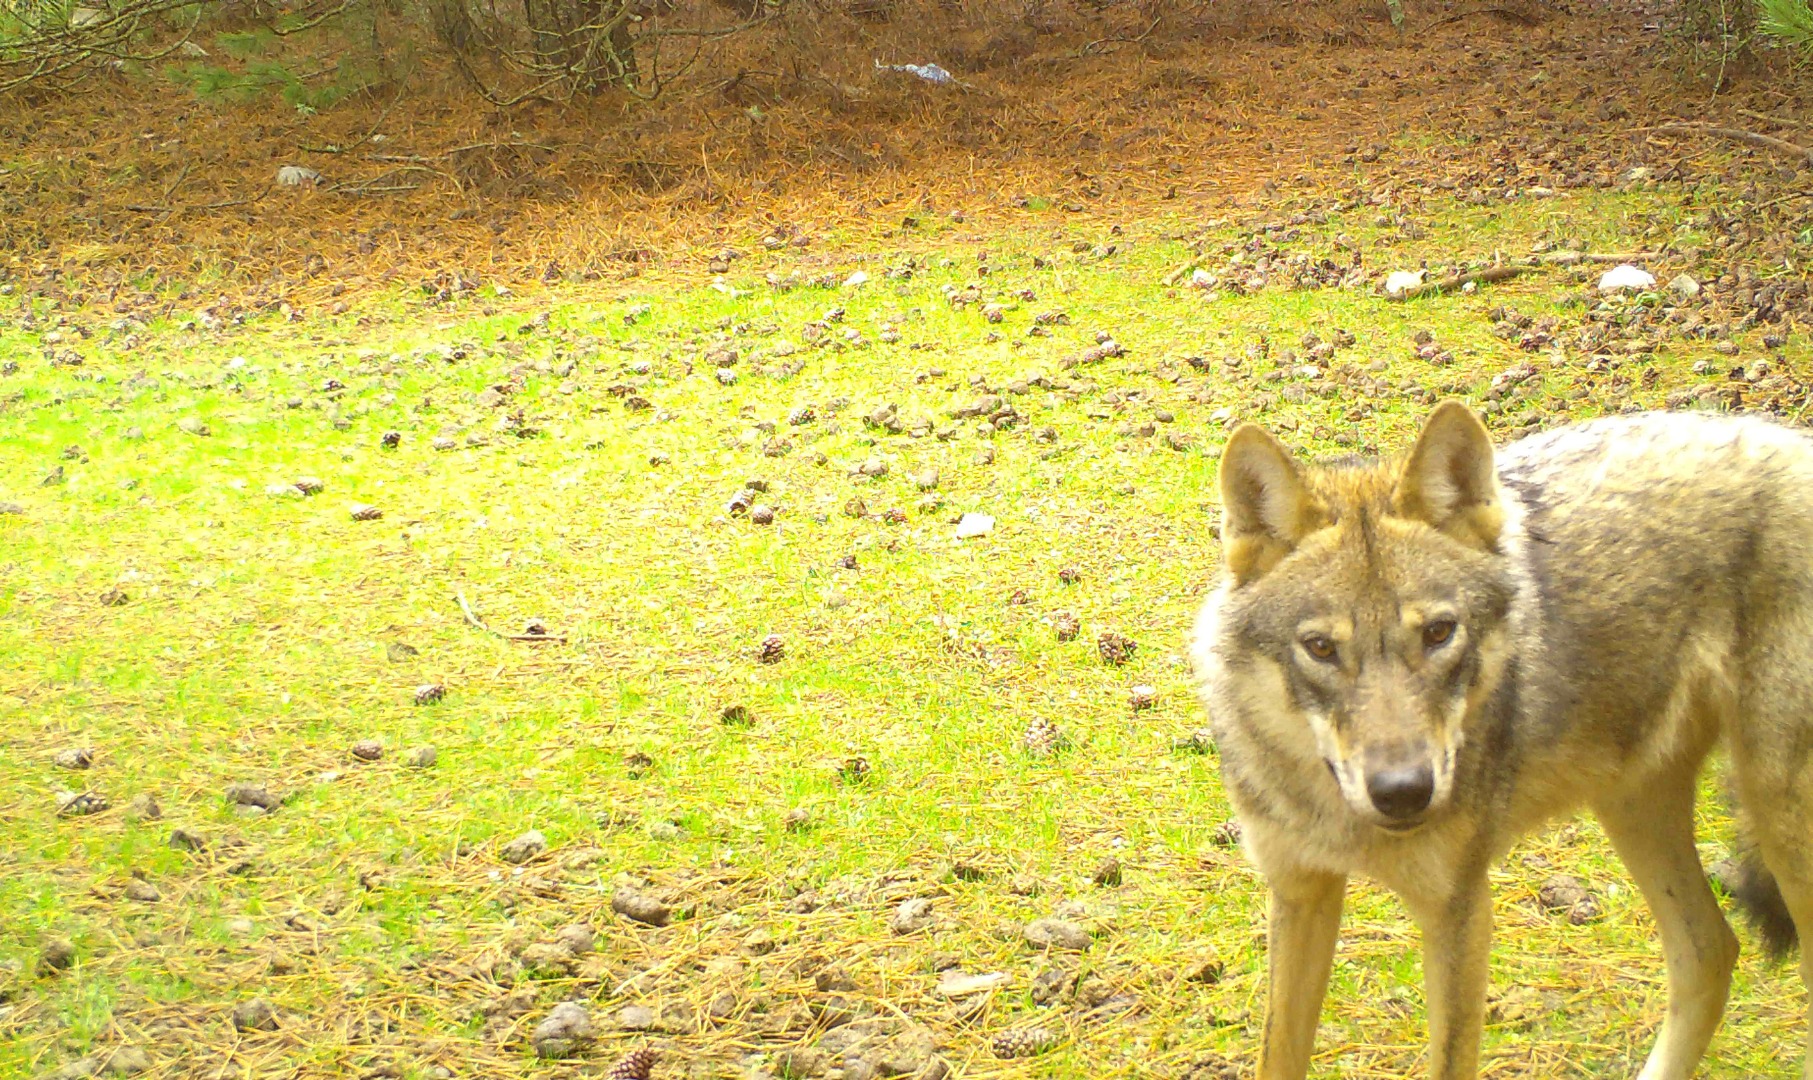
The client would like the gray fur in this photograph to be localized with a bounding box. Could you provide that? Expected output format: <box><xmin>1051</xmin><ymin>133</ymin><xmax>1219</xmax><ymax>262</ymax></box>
<box><xmin>1195</xmin><ymin>406</ymin><xmax>1813</xmax><ymax>1080</ymax></box>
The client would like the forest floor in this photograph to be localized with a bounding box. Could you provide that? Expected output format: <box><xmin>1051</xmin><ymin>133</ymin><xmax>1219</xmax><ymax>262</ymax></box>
<box><xmin>4</xmin><ymin>0</ymin><xmax>1813</xmax><ymax>1076</ymax></box>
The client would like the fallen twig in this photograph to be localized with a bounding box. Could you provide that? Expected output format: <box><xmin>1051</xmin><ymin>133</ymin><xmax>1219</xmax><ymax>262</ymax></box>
<box><xmin>1737</xmin><ymin>109</ymin><xmax>1810</xmax><ymax>130</ymax></box>
<box><xmin>1386</xmin><ymin>250</ymin><xmax>1661</xmax><ymax>301</ymax></box>
<box><xmin>1640</xmin><ymin>124</ymin><xmax>1813</xmax><ymax>166</ymax></box>
<box><xmin>455</xmin><ymin>590</ymin><xmax>566</xmax><ymax>643</ymax></box>
<box><xmin>1161</xmin><ymin>260</ymin><xmax>1201</xmax><ymax>287</ymax></box>
<box><xmin>1388</xmin><ymin>264</ymin><xmax>1534</xmax><ymax>300</ymax></box>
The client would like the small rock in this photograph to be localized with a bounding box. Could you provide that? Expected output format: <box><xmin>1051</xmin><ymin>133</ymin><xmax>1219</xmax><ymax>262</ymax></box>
<box><xmin>98</xmin><ymin>586</ymin><xmax>129</xmax><ymax>606</ymax></box>
<box><xmin>774</xmin><ymin>1048</ymin><xmax>826</xmax><ymax>1078</ymax></box>
<box><xmin>168</xmin><ymin>828</ymin><xmax>205</xmax><ymax>852</ymax></box>
<box><xmin>555</xmin><ymin>923</ymin><xmax>595</xmax><ymax>954</ymax></box>
<box><xmin>349</xmin><ymin>740</ymin><xmax>383</xmax><ymax>762</ymax></box>
<box><xmin>499</xmin><ymin>830</ymin><xmax>547</xmax><ymax>864</ymax></box>
<box><xmin>913</xmin><ymin>469</ymin><xmax>940</xmax><ymax>492</ymax></box>
<box><xmin>404</xmin><ymin>745</ymin><xmax>437</xmax><ymax>768</ymax></box>
<box><xmin>292</xmin><ymin>476</ymin><xmax>324</xmax><ymax>495</ymax></box>
<box><xmin>1129</xmin><ymin>684</ymin><xmax>1157</xmax><ymax>710</ymax></box>
<box><xmin>743</xmin><ymin>929</ymin><xmax>777</xmax><ymax>955</ymax></box>
<box><xmin>39</xmin><ymin>938</ymin><xmax>76</xmax><ymax>973</ymax></box>
<box><xmin>533</xmin><ymin>1001</ymin><xmax>596</xmax><ymax>1057</ymax></box>
<box><xmin>414</xmin><ymin>683</ymin><xmax>444</xmax><ymax>705</ymax></box>
<box><xmin>225</xmin><ymin>783</ymin><xmax>280</xmax><ymax>810</ymax></box>
<box><xmin>1183</xmin><ymin>953</ymin><xmax>1225</xmax><ymax>984</ymax></box>
<box><xmin>379</xmin><ymin>430</ymin><xmax>400</xmax><ymax>449</ymax></box>
<box><xmin>349</xmin><ymin>503</ymin><xmax>383</xmax><ymax>521</ymax></box>
<box><xmin>519</xmin><ymin>942</ymin><xmax>578</xmax><ymax>977</ymax></box>
<box><xmin>612</xmin><ymin>888</ymin><xmax>672</xmax><ymax>927</ymax></box>
<box><xmin>751</xmin><ymin>504</ymin><xmax>775</xmax><ymax>525</ymax></box>
<box><xmin>783</xmin><ymin>807</ymin><xmax>813</xmax><ymax>832</ymax></box>
<box><xmin>177</xmin><ymin>417</ymin><xmax>210</xmax><ymax>437</ymax></box>
<box><xmin>1024</xmin><ymin>918</ymin><xmax>1091</xmax><ymax>951</ymax></box>
<box><xmin>232</xmin><ymin>997</ymin><xmax>278</xmax><ymax>1032</ymax></box>
<box><xmin>1537</xmin><ymin>874</ymin><xmax>1601</xmax><ymax>924</ymax></box>
<box><xmin>53</xmin><ymin>747</ymin><xmax>94</xmax><ymax>770</ymax></box>
<box><xmin>432</xmin><ymin>436</ymin><xmax>457</xmax><ymax>451</ymax></box>
<box><xmin>124</xmin><ymin>878</ymin><xmax>160</xmax><ymax>903</ymax></box>
<box><xmin>891</xmin><ymin>897</ymin><xmax>935</xmax><ymax>935</ymax></box>
<box><xmin>1092</xmin><ymin>857</ymin><xmax>1123</xmax><ymax>887</ymax></box>
<box><xmin>386</xmin><ymin>641</ymin><xmax>418</xmax><ymax>661</ymax></box>
<box><xmin>1669</xmin><ymin>273</ymin><xmax>1702</xmax><ymax>300</ymax></box>
<box><xmin>126</xmin><ymin>793</ymin><xmax>160</xmax><ymax>820</ymax></box>
<box><xmin>617</xmin><ymin>1003</ymin><xmax>655</xmax><ymax>1031</ymax></box>
<box><xmin>1030</xmin><ymin>966</ymin><xmax>1070</xmax><ymax>1004</ymax></box>
<box><xmin>97</xmin><ymin>1047</ymin><xmax>152</xmax><ymax>1076</ymax></box>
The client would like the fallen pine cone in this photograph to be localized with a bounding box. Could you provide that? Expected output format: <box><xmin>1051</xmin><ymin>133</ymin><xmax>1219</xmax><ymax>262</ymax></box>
<box><xmin>1097</xmin><ymin>631</ymin><xmax>1136</xmax><ymax>666</ymax></box>
<box><xmin>992</xmin><ymin>1026</ymin><xmax>1058</xmax><ymax>1059</ymax></box>
<box><xmin>758</xmin><ymin>634</ymin><xmax>785</xmax><ymax>664</ymax></box>
<box><xmin>607</xmin><ymin>1047</ymin><xmax>659</xmax><ymax>1080</ymax></box>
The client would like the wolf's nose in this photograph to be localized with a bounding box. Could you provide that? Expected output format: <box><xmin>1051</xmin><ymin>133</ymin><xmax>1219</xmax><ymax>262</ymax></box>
<box><xmin>1366</xmin><ymin>763</ymin><xmax>1434</xmax><ymax>820</ymax></box>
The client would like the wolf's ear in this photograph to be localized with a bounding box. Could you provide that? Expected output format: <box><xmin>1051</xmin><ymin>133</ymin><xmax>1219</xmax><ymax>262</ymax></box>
<box><xmin>1396</xmin><ymin>401</ymin><xmax>1503</xmax><ymax>550</ymax></box>
<box><xmin>1220</xmin><ymin>423</ymin><xmax>1323</xmax><ymax>583</ymax></box>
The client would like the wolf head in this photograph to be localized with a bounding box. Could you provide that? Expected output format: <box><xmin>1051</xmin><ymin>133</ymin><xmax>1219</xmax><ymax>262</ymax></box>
<box><xmin>1212</xmin><ymin>402</ymin><xmax>1518</xmax><ymax>832</ymax></box>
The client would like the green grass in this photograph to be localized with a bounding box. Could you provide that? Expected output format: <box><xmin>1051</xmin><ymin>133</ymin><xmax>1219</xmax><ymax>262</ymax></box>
<box><xmin>0</xmin><ymin>186</ymin><xmax>1807</xmax><ymax>1079</ymax></box>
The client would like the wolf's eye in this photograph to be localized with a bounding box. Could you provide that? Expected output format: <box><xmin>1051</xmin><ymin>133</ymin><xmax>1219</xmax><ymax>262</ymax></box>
<box><xmin>1423</xmin><ymin>620</ymin><xmax>1457</xmax><ymax>648</ymax></box>
<box><xmin>1301</xmin><ymin>634</ymin><xmax>1337</xmax><ymax>662</ymax></box>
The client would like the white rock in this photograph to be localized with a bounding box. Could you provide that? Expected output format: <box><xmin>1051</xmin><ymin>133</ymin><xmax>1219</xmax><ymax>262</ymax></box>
<box><xmin>1598</xmin><ymin>264</ymin><xmax>1656</xmax><ymax>293</ymax></box>
<box><xmin>955</xmin><ymin>512</ymin><xmax>995</xmax><ymax>539</ymax></box>
<box><xmin>1669</xmin><ymin>273</ymin><xmax>1702</xmax><ymax>300</ymax></box>
<box><xmin>843</xmin><ymin>270</ymin><xmax>869</xmax><ymax>288</ymax></box>
<box><xmin>935</xmin><ymin>970</ymin><xmax>1010</xmax><ymax>997</ymax></box>
<box><xmin>1384</xmin><ymin>270</ymin><xmax>1425</xmax><ymax>296</ymax></box>
<box><xmin>1190</xmin><ymin>268</ymin><xmax>1215</xmax><ymax>289</ymax></box>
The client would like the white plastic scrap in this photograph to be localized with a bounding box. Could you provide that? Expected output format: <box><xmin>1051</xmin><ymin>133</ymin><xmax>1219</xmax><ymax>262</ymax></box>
<box><xmin>875</xmin><ymin>60</ymin><xmax>959</xmax><ymax>86</ymax></box>
<box><xmin>1598</xmin><ymin>264</ymin><xmax>1656</xmax><ymax>293</ymax></box>
<box><xmin>955</xmin><ymin>512</ymin><xmax>995</xmax><ymax>539</ymax></box>
<box><xmin>1384</xmin><ymin>269</ymin><xmax>1425</xmax><ymax>296</ymax></box>
<box><xmin>275</xmin><ymin>165</ymin><xmax>322</xmax><ymax>188</ymax></box>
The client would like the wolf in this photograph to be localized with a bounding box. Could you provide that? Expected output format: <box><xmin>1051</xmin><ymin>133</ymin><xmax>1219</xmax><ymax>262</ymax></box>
<box><xmin>1191</xmin><ymin>401</ymin><xmax>1813</xmax><ymax>1079</ymax></box>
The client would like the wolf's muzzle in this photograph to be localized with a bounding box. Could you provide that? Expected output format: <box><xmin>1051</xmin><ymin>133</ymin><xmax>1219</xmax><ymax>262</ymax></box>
<box><xmin>1365</xmin><ymin>761</ymin><xmax>1434</xmax><ymax>821</ymax></box>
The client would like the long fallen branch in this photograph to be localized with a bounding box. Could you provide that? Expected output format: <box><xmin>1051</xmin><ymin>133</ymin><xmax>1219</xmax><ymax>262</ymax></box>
<box><xmin>1386</xmin><ymin>251</ymin><xmax>1657</xmax><ymax>301</ymax></box>
<box><xmin>1640</xmin><ymin>123</ymin><xmax>1813</xmax><ymax>166</ymax></box>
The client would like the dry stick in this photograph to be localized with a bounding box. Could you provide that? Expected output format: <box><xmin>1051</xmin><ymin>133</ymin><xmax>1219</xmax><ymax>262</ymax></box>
<box><xmin>1641</xmin><ymin>124</ymin><xmax>1813</xmax><ymax>166</ymax></box>
<box><xmin>1738</xmin><ymin>109</ymin><xmax>1810</xmax><ymax>130</ymax></box>
<box><xmin>1387</xmin><ymin>250</ymin><xmax>1659</xmax><ymax>301</ymax></box>
<box><xmin>455</xmin><ymin>590</ymin><xmax>566</xmax><ymax>643</ymax></box>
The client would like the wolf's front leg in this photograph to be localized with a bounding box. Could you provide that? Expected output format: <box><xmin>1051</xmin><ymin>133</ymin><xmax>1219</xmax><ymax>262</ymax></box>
<box><xmin>1403</xmin><ymin>874</ymin><xmax>1493</xmax><ymax>1080</ymax></box>
<box><xmin>1258</xmin><ymin>869</ymin><xmax>1346</xmax><ymax>1080</ymax></box>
